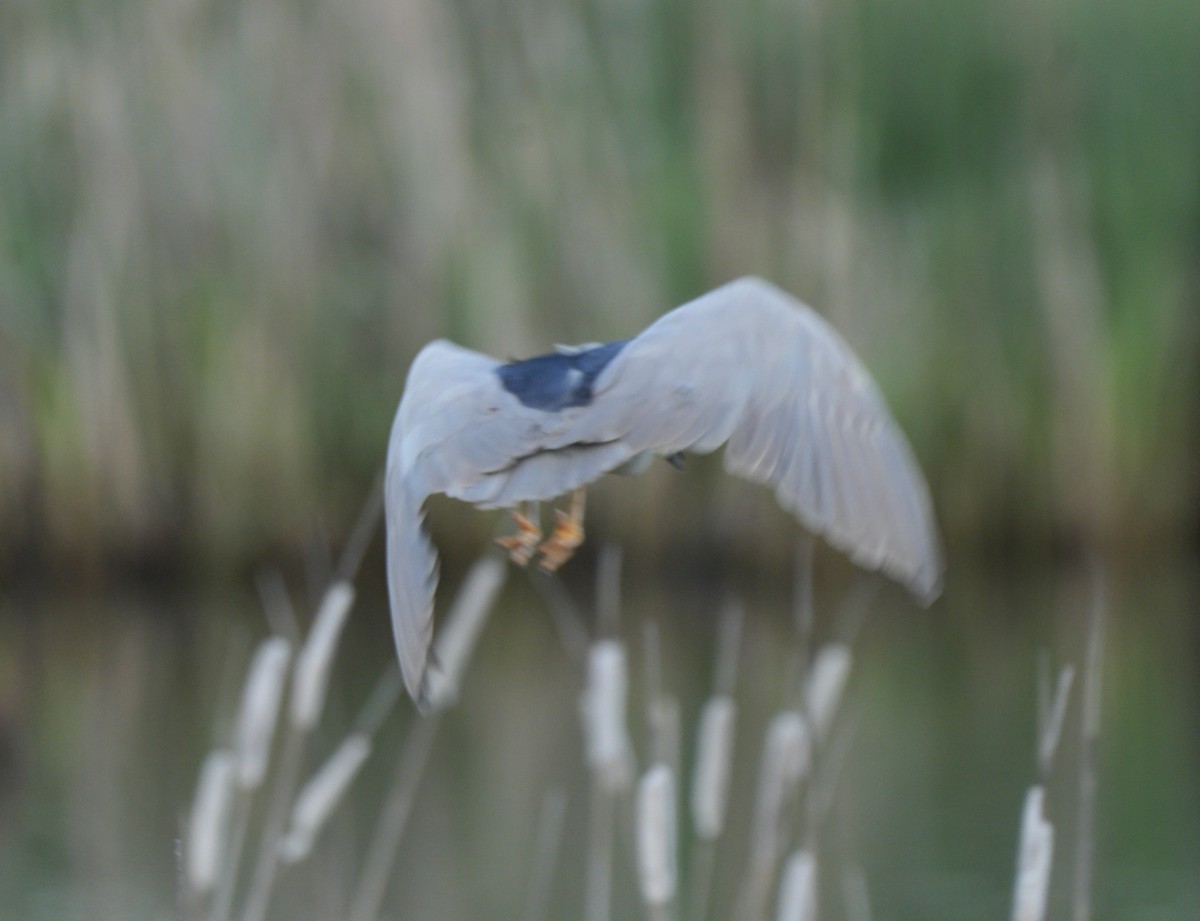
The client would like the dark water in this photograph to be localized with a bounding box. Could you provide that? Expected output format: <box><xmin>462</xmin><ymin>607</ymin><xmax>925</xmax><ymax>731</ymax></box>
<box><xmin>1</xmin><ymin>555</ymin><xmax>1197</xmax><ymax>921</ymax></box>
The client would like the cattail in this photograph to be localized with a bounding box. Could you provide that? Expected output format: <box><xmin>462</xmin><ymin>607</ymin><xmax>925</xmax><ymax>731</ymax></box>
<box><xmin>775</xmin><ymin>850</ymin><xmax>817</xmax><ymax>921</ymax></box>
<box><xmin>1037</xmin><ymin>664</ymin><xmax>1075</xmax><ymax>778</ymax></box>
<box><xmin>233</xmin><ymin>637</ymin><xmax>292</xmax><ymax>789</ymax></box>
<box><xmin>690</xmin><ymin>694</ymin><xmax>737</xmax><ymax>840</ymax></box>
<box><xmin>421</xmin><ymin>557</ymin><xmax>506</xmax><ymax>710</ymax></box>
<box><xmin>186</xmin><ymin>750</ymin><xmax>237</xmax><ymax>892</ymax></box>
<box><xmin>1012</xmin><ymin>786</ymin><xmax>1055</xmax><ymax>921</ymax></box>
<box><xmin>754</xmin><ymin>711</ymin><xmax>811</xmax><ymax>837</ymax></box>
<box><xmin>279</xmin><ymin>734</ymin><xmax>371</xmax><ymax>863</ymax></box>
<box><xmin>290</xmin><ymin>580</ymin><xmax>355</xmax><ymax>729</ymax></box>
<box><xmin>805</xmin><ymin>643</ymin><xmax>852</xmax><ymax>741</ymax></box>
<box><xmin>735</xmin><ymin>711</ymin><xmax>812</xmax><ymax>920</ymax></box>
<box><xmin>636</xmin><ymin>764</ymin><xmax>677</xmax><ymax>907</ymax></box>
<box><xmin>580</xmin><ymin>640</ymin><xmax>633</xmax><ymax>790</ymax></box>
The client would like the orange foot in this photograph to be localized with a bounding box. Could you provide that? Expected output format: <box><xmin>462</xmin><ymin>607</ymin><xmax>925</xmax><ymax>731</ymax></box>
<box><xmin>496</xmin><ymin>507</ymin><xmax>542</xmax><ymax>567</ymax></box>
<box><xmin>537</xmin><ymin>489</ymin><xmax>586</xmax><ymax>573</ymax></box>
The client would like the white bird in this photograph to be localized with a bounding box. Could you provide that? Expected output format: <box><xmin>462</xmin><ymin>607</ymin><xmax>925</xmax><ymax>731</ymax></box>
<box><xmin>386</xmin><ymin>277</ymin><xmax>942</xmax><ymax>704</ymax></box>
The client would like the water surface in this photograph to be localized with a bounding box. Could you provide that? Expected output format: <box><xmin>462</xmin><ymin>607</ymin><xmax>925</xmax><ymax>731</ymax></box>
<box><xmin>1</xmin><ymin>556</ymin><xmax>1197</xmax><ymax>921</ymax></box>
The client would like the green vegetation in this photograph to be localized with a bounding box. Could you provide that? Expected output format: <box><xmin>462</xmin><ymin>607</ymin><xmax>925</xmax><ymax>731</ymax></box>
<box><xmin>1</xmin><ymin>0</ymin><xmax>1197</xmax><ymax>577</ymax></box>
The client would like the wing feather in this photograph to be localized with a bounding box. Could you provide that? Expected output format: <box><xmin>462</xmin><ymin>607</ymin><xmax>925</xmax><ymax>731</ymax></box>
<box><xmin>554</xmin><ymin>277</ymin><xmax>942</xmax><ymax>601</ymax></box>
<box><xmin>386</xmin><ymin>277</ymin><xmax>943</xmax><ymax>700</ymax></box>
<box><xmin>384</xmin><ymin>463</ymin><xmax>439</xmax><ymax>703</ymax></box>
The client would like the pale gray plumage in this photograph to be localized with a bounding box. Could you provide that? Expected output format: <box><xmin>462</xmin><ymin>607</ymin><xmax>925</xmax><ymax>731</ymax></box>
<box><xmin>386</xmin><ymin>277</ymin><xmax>942</xmax><ymax>703</ymax></box>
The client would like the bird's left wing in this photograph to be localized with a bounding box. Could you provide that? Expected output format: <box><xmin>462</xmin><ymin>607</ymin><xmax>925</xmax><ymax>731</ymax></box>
<box><xmin>544</xmin><ymin>277</ymin><xmax>943</xmax><ymax>602</ymax></box>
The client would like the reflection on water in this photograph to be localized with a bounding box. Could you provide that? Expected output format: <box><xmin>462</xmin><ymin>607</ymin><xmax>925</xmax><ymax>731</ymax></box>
<box><xmin>1</xmin><ymin>556</ymin><xmax>1198</xmax><ymax>921</ymax></box>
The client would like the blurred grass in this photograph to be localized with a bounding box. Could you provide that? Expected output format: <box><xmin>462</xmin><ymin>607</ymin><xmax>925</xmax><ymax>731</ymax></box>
<box><xmin>1</xmin><ymin>0</ymin><xmax>1197</xmax><ymax>579</ymax></box>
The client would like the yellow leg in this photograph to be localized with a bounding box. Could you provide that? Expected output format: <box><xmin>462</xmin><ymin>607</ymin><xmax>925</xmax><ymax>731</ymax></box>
<box><xmin>495</xmin><ymin>503</ymin><xmax>542</xmax><ymax>567</ymax></box>
<box><xmin>537</xmin><ymin>489</ymin><xmax>587</xmax><ymax>573</ymax></box>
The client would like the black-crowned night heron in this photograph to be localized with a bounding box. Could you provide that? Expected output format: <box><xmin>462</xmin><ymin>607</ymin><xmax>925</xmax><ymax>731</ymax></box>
<box><xmin>387</xmin><ymin>277</ymin><xmax>942</xmax><ymax>703</ymax></box>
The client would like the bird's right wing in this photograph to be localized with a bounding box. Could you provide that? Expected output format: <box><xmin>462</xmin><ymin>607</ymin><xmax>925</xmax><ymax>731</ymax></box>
<box><xmin>385</xmin><ymin>340</ymin><xmax>626</xmax><ymax>701</ymax></box>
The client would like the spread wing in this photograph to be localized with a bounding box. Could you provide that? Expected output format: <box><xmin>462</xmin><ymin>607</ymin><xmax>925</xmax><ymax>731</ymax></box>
<box><xmin>543</xmin><ymin>277</ymin><xmax>943</xmax><ymax>601</ymax></box>
<box><xmin>386</xmin><ymin>276</ymin><xmax>943</xmax><ymax>701</ymax></box>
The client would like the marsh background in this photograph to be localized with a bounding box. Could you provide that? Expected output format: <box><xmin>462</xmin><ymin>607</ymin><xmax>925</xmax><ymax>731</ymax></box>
<box><xmin>1</xmin><ymin>0</ymin><xmax>1198</xmax><ymax>918</ymax></box>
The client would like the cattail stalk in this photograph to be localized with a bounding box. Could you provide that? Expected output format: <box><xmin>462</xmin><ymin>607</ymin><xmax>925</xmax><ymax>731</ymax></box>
<box><xmin>687</xmin><ymin>694</ymin><xmax>736</xmax><ymax>921</ymax></box>
<box><xmin>581</xmin><ymin>550</ymin><xmax>628</xmax><ymax>921</ymax></box>
<box><xmin>792</xmin><ymin>537</ymin><xmax>815</xmax><ymax>653</ymax></box>
<box><xmin>775</xmin><ymin>850</ymin><xmax>817</xmax><ymax>921</ymax></box>
<box><xmin>234</xmin><ymin>638</ymin><xmax>293</xmax><ymax>789</ymax></box>
<box><xmin>421</xmin><ymin>557</ymin><xmax>506</xmax><ymax>710</ymax></box>
<box><xmin>227</xmin><ymin>486</ymin><xmax>382</xmax><ymax>921</ymax></box>
<box><xmin>584</xmin><ymin>781</ymin><xmax>617</xmax><ymax>921</ymax></box>
<box><xmin>187</xmin><ymin>751</ymin><xmax>237</xmax><ymax>894</ymax></box>
<box><xmin>278</xmin><ymin>734</ymin><xmax>371</xmax><ymax>863</ymax></box>
<box><xmin>523</xmin><ymin>787</ymin><xmax>568</xmax><ymax>921</ymax></box>
<box><xmin>753</xmin><ymin>712</ymin><xmax>811</xmax><ymax>846</ymax></box>
<box><xmin>290</xmin><ymin>580</ymin><xmax>355</xmax><ymax>730</ymax></box>
<box><xmin>348</xmin><ymin>713</ymin><xmax>441</xmax><ymax>921</ymax></box>
<box><xmin>210</xmin><ymin>638</ymin><xmax>292</xmax><ymax>921</ymax></box>
<box><xmin>643</xmin><ymin>620</ymin><xmax>681</xmax><ymax>775</ymax></box>
<box><xmin>714</xmin><ymin>600</ymin><xmax>744</xmax><ymax>696</ymax></box>
<box><xmin>1073</xmin><ymin>573</ymin><xmax>1106</xmax><ymax>921</ymax></box>
<box><xmin>804</xmin><ymin>643</ymin><xmax>852</xmax><ymax>742</ymax></box>
<box><xmin>636</xmin><ymin>764</ymin><xmax>678</xmax><ymax>918</ymax></box>
<box><xmin>580</xmin><ymin>640</ymin><xmax>634</xmax><ymax>791</ymax></box>
<box><xmin>242</xmin><ymin>579</ymin><xmax>355</xmax><ymax>921</ymax></box>
<box><xmin>690</xmin><ymin>695</ymin><xmax>737</xmax><ymax>841</ymax></box>
<box><xmin>581</xmin><ymin>638</ymin><xmax>632</xmax><ymax>921</ymax></box>
<box><xmin>595</xmin><ymin>543</ymin><xmax>622</xmax><ymax>637</ymax></box>
<box><xmin>1012</xmin><ymin>786</ymin><xmax>1055</xmax><ymax>921</ymax></box>
<box><xmin>1037</xmin><ymin>664</ymin><xmax>1074</xmax><ymax>780</ymax></box>
<box><xmin>734</xmin><ymin>711</ymin><xmax>812</xmax><ymax>921</ymax></box>
<box><xmin>350</xmin><ymin>556</ymin><xmax>502</xmax><ymax>921</ymax></box>
<box><xmin>688</xmin><ymin>602</ymin><xmax>743</xmax><ymax>921</ymax></box>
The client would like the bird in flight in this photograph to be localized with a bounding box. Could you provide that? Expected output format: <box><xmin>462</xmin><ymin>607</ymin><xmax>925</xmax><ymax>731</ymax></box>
<box><xmin>386</xmin><ymin>277</ymin><xmax>942</xmax><ymax>705</ymax></box>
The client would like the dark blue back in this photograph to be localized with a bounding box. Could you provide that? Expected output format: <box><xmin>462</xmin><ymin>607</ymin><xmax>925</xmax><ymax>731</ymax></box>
<box><xmin>496</xmin><ymin>340</ymin><xmax>628</xmax><ymax>412</ymax></box>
